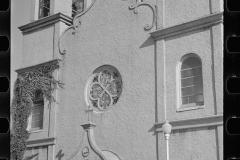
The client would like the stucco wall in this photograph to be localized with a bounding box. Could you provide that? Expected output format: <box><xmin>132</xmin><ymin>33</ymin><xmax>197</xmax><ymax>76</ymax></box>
<box><xmin>157</xmin><ymin>0</ymin><xmax>223</xmax><ymax>29</ymax></box>
<box><xmin>56</xmin><ymin>0</ymin><xmax>157</xmax><ymax>159</ymax></box>
<box><xmin>164</xmin><ymin>28</ymin><xmax>214</xmax><ymax>120</ymax></box>
<box><xmin>155</xmin><ymin>22</ymin><xmax>223</xmax><ymax>159</ymax></box>
<box><xmin>164</xmin><ymin>0</ymin><xmax>210</xmax><ymax>28</ymax></box>
<box><xmin>21</xmin><ymin>0</ymin><xmax>223</xmax><ymax>159</ymax></box>
<box><xmin>155</xmin><ymin>24</ymin><xmax>223</xmax><ymax>119</ymax></box>
<box><xmin>54</xmin><ymin>0</ymin><xmax>223</xmax><ymax>160</ymax></box>
<box><xmin>52</xmin><ymin>0</ymin><xmax>72</xmax><ymax>16</ymax></box>
<box><xmin>21</xmin><ymin>25</ymin><xmax>54</xmax><ymax>68</ymax></box>
<box><xmin>158</xmin><ymin>127</ymin><xmax>218</xmax><ymax>160</ymax></box>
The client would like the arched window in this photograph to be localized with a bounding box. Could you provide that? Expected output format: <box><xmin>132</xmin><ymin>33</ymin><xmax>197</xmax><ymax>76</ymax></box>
<box><xmin>179</xmin><ymin>54</ymin><xmax>204</xmax><ymax>110</ymax></box>
<box><xmin>28</xmin><ymin>90</ymin><xmax>44</xmax><ymax>131</ymax></box>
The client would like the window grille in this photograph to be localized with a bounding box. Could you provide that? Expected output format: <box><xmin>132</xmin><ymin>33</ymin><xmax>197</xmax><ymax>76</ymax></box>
<box><xmin>39</xmin><ymin>0</ymin><xmax>50</xmax><ymax>19</ymax></box>
<box><xmin>180</xmin><ymin>55</ymin><xmax>204</xmax><ymax>107</ymax></box>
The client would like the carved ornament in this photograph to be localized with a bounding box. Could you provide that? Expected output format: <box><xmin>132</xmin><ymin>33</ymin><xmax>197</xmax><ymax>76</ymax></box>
<box><xmin>129</xmin><ymin>0</ymin><xmax>157</xmax><ymax>30</ymax></box>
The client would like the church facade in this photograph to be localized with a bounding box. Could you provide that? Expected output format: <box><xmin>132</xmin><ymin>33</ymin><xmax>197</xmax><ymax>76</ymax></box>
<box><xmin>16</xmin><ymin>0</ymin><xmax>223</xmax><ymax>159</ymax></box>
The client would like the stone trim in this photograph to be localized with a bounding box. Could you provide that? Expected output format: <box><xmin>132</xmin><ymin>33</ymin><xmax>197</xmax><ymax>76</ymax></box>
<box><xmin>154</xmin><ymin>114</ymin><xmax>223</xmax><ymax>132</ymax></box>
<box><xmin>150</xmin><ymin>12</ymin><xmax>223</xmax><ymax>40</ymax></box>
<box><xmin>15</xmin><ymin>59</ymin><xmax>61</xmax><ymax>74</ymax></box>
<box><xmin>26</xmin><ymin>137</ymin><xmax>56</xmax><ymax>148</ymax></box>
<box><xmin>19</xmin><ymin>13</ymin><xmax>72</xmax><ymax>34</ymax></box>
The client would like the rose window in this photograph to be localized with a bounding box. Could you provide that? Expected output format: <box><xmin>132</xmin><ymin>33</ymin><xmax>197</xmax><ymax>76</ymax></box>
<box><xmin>87</xmin><ymin>67</ymin><xmax>122</xmax><ymax>111</ymax></box>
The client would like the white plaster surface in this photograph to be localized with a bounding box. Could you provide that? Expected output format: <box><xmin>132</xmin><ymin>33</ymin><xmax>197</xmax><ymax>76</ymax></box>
<box><xmin>159</xmin><ymin>127</ymin><xmax>218</xmax><ymax>160</ymax></box>
<box><xmin>21</xmin><ymin>25</ymin><xmax>54</xmax><ymax>68</ymax></box>
<box><xmin>55</xmin><ymin>0</ymin><xmax>223</xmax><ymax>159</ymax></box>
<box><xmin>56</xmin><ymin>0</ymin><xmax>156</xmax><ymax>159</ymax></box>
<box><xmin>20</xmin><ymin>0</ymin><xmax>223</xmax><ymax>159</ymax></box>
<box><xmin>164</xmin><ymin>28</ymin><xmax>214</xmax><ymax>120</ymax></box>
<box><xmin>164</xmin><ymin>0</ymin><xmax>210</xmax><ymax>28</ymax></box>
<box><xmin>53</xmin><ymin>0</ymin><xmax>72</xmax><ymax>16</ymax></box>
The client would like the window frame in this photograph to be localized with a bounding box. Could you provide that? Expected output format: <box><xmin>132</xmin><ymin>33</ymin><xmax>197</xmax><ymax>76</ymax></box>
<box><xmin>38</xmin><ymin>0</ymin><xmax>50</xmax><ymax>19</ymax></box>
<box><xmin>27</xmin><ymin>90</ymin><xmax>45</xmax><ymax>133</ymax></box>
<box><xmin>176</xmin><ymin>54</ymin><xmax>205</xmax><ymax>112</ymax></box>
<box><xmin>71</xmin><ymin>0</ymin><xmax>94</xmax><ymax>17</ymax></box>
<box><xmin>72</xmin><ymin>0</ymin><xmax>86</xmax><ymax>17</ymax></box>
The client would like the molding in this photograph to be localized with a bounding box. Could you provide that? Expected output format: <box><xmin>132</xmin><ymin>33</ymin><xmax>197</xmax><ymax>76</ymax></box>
<box><xmin>150</xmin><ymin>12</ymin><xmax>223</xmax><ymax>40</ymax></box>
<box><xmin>177</xmin><ymin>105</ymin><xmax>205</xmax><ymax>112</ymax></box>
<box><xmin>19</xmin><ymin>13</ymin><xmax>72</xmax><ymax>34</ymax></box>
<box><xmin>154</xmin><ymin>114</ymin><xmax>223</xmax><ymax>132</ymax></box>
<box><xmin>129</xmin><ymin>1</ymin><xmax>157</xmax><ymax>30</ymax></box>
<box><xmin>26</xmin><ymin>137</ymin><xmax>56</xmax><ymax>148</ymax></box>
<box><xmin>15</xmin><ymin>59</ymin><xmax>61</xmax><ymax>74</ymax></box>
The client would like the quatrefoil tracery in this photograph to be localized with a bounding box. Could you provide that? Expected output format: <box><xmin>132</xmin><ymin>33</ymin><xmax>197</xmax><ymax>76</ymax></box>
<box><xmin>88</xmin><ymin>69</ymin><xmax>122</xmax><ymax>111</ymax></box>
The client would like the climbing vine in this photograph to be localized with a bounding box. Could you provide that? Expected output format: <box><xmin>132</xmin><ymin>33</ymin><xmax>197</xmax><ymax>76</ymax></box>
<box><xmin>11</xmin><ymin>63</ymin><xmax>64</xmax><ymax>160</ymax></box>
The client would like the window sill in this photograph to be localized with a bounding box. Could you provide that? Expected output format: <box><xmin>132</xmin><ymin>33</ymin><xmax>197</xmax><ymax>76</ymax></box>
<box><xmin>28</xmin><ymin>129</ymin><xmax>43</xmax><ymax>133</ymax></box>
<box><xmin>177</xmin><ymin>103</ymin><xmax>204</xmax><ymax>112</ymax></box>
<box><xmin>26</xmin><ymin>137</ymin><xmax>56</xmax><ymax>148</ymax></box>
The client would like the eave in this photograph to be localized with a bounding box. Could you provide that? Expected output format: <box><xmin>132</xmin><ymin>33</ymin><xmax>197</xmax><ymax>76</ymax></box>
<box><xmin>150</xmin><ymin>12</ymin><xmax>223</xmax><ymax>40</ymax></box>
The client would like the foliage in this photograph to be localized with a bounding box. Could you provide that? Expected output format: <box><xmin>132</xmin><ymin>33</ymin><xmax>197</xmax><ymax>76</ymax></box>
<box><xmin>11</xmin><ymin>63</ymin><xmax>63</xmax><ymax>160</ymax></box>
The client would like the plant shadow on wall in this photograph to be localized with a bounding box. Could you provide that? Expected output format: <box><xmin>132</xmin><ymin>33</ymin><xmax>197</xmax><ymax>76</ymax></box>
<box><xmin>10</xmin><ymin>63</ymin><xmax>64</xmax><ymax>160</ymax></box>
<box><xmin>56</xmin><ymin>150</ymin><xmax>65</xmax><ymax>160</ymax></box>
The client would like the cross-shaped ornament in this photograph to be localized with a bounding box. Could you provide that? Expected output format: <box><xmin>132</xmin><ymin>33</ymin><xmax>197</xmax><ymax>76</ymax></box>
<box><xmin>85</xmin><ymin>106</ymin><xmax>93</xmax><ymax>121</ymax></box>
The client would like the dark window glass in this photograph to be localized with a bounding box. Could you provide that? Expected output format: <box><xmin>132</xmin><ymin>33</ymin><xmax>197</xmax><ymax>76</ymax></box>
<box><xmin>39</xmin><ymin>0</ymin><xmax>50</xmax><ymax>19</ymax></box>
<box><xmin>181</xmin><ymin>56</ymin><xmax>204</xmax><ymax>105</ymax></box>
<box><xmin>31</xmin><ymin>90</ymin><xmax>44</xmax><ymax>130</ymax></box>
<box><xmin>72</xmin><ymin>0</ymin><xmax>84</xmax><ymax>17</ymax></box>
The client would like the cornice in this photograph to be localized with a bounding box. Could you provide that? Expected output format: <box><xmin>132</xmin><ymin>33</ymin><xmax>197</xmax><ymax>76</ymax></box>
<box><xmin>150</xmin><ymin>12</ymin><xmax>223</xmax><ymax>40</ymax></box>
<box><xmin>154</xmin><ymin>114</ymin><xmax>223</xmax><ymax>133</ymax></box>
<box><xmin>15</xmin><ymin>59</ymin><xmax>61</xmax><ymax>74</ymax></box>
<box><xmin>19</xmin><ymin>13</ymin><xmax>72</xmax><ymax>34</ymax></box>
<box><xmin>26</xmin><ymin>137</ymin><xmax>56</xmax><ymax>148</ymax></box>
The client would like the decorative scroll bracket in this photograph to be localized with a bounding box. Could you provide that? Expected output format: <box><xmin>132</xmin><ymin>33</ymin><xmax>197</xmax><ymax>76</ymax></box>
<box><xmin>58</xmin><ymin>0</ymin><xmax>97</xmax><ymax>55</ymax></box>
<box><xmin>129</xmin><ymin>0</ymin><xmax>157</xmax><ymax>30</ymax></box>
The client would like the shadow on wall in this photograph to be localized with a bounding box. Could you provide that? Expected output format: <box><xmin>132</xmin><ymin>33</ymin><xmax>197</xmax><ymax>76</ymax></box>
<box><xmin>56</xmin><ymin>150</ymin><xmax>64</xmax><ymax>160</ymax></box>
<box><xmin>139</xmin><ymin>36</ymin><xmax>155</xmax><ymax>49</ymax></box>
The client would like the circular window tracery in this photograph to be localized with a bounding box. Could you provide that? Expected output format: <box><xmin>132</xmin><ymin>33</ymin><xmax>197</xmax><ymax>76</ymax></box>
<box><xmin>86</xmin><ymin>66</ymin><xmax>122</xmax><ymax>111</ymax></box>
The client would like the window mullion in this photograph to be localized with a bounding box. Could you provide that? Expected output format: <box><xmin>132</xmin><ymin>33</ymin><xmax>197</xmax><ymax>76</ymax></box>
<box><xmin>180</xmin><ymin>55</ymin><xmax>204</xmax><ymax>107</ymax></box>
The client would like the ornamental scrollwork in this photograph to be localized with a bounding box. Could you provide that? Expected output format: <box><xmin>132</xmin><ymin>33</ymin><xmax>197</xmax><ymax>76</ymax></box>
<box><xmin>58</xmin><ymin>0</ymin><xmax>97</xmax><ymax>55</ymax></box>
<box><xmin>129</xmin><ymin>0</ymin><xmax>157</xmax><ymax>30</ymax></box>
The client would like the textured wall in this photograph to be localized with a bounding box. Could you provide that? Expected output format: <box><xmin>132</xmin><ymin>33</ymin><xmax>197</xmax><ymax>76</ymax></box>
<box><xmin>158</xmin><ymin>127</ymin><xmax>218</xmax><ymax>160</ymax></box>
<box><xmin>52</xmin><ymin>0</ymin><xmax>72</xmax><ymax>16</ymax></box>
<box><xmin>155</xmin><ymin>26</ymin><xmax>222</xmax><ymax>159</ymax></box>
<box><xmin>56</xmin><ymin>0</ymin><xmax>156</xmax><ymax>159</ymax></box>
<box><xmin>55</xmin><ymin>0</ymin><xmax>223</xmax><ymax>159</ymax></box>
<box><xmin>164</xmin><ymin>0</ymin><xmax>210</xmax><ymax>28</ymax></box>
<box><xmin>164</xmin><ymin>28</ymin><xmax>214</xmax><ymax>120</ymax></box>
<box><xmin>21</xmin><ymin>0</ymin><xmax>223</xmax><ymax>159</ymax></box>
<box><xmin>21</xmin><ymin>25</ymin><xmax>54</xmax><ymax>68</ymax></box>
